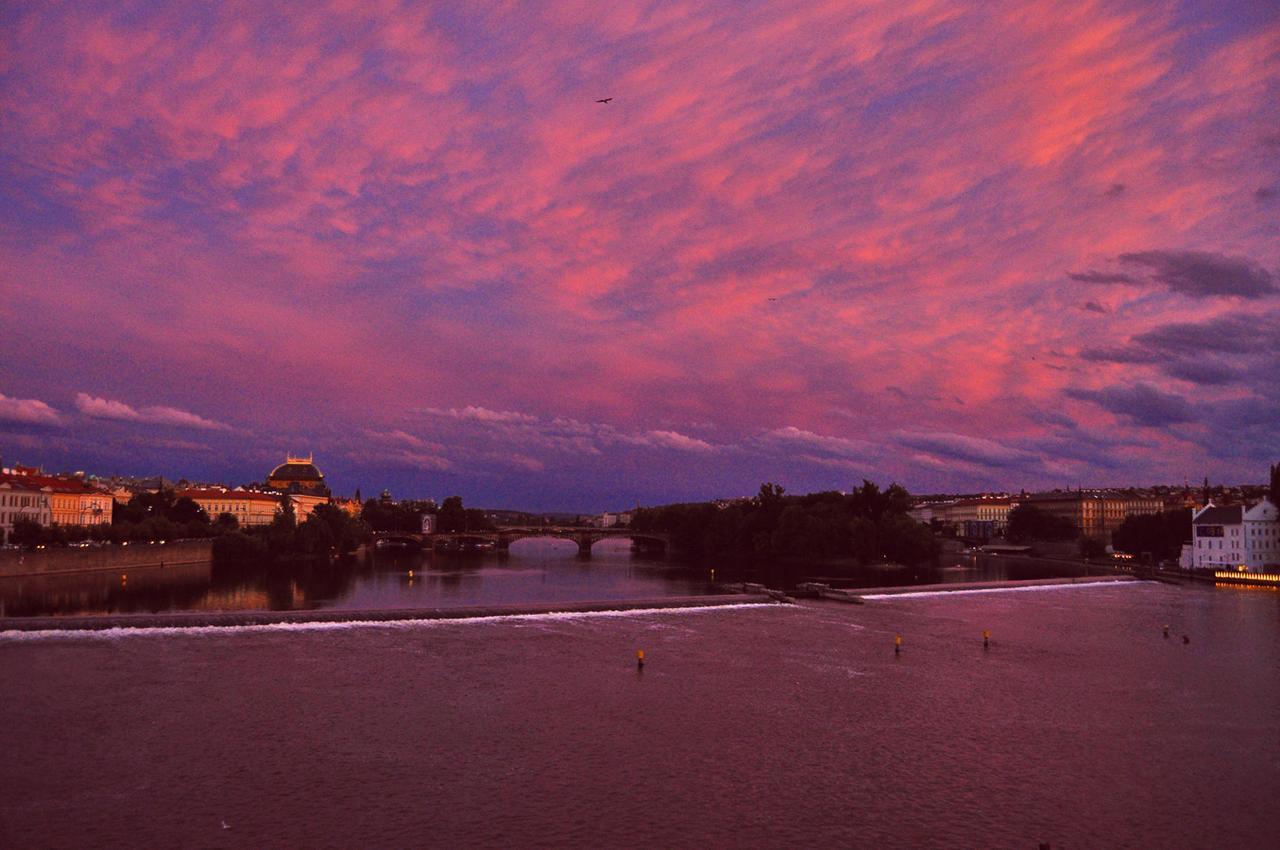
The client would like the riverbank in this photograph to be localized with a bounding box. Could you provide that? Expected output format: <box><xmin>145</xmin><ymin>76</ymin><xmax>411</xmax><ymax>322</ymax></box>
<box><xmin>0</xmin><ymin>593</ymin><xmax>776</xmax><ymax>632</ymax></box>
<box><xmin>0</xmin><ymin>539</ymin><xmax>212</xmax><ymax>577</ymax></box>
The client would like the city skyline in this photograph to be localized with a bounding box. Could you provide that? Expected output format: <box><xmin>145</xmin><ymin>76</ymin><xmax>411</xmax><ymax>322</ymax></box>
<box><xmin>2</xmin><ymin>1</ymin><xmax>1277</xmax><ymax>510</ymax></box>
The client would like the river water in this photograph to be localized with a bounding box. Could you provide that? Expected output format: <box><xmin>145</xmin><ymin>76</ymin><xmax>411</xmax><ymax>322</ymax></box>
<box><xmin>0</xmin><ymin>538</ymin><xmax>1086</xmax><ymax>618</ymax></box>
<box><xmin>3</xmin><ymin>581</ymin><xmax>1277</xmax><ymax>848</ymax></box>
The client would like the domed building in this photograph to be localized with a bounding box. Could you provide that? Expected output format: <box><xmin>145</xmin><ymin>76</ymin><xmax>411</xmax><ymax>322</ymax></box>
<box><xmin>267</xmin><ymin>454</ymin><xmax>330</xmax><ymax>496</ymax></box>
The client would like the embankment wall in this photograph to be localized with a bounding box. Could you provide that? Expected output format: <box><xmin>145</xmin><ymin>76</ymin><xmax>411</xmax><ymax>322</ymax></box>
<box><xmin>0</xmin><ymin>540</ymin><xmax>212</xmax><ymax>577</ymax></box>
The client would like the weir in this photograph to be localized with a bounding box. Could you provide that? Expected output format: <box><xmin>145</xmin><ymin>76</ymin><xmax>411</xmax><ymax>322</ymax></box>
<box><xmin>856</xmin><ymin>575</ymin><xmax>1140</xmax><ymax>599</ymax></box>
<box><xmin>797</xmin><ymin>574</ymin><xmax>1140</xmax><ymax>603</ymax></box>
<box><xmin>0</xmin><ymin>593</ymin><xmax>777</xmax><ymax>633</ymax></box>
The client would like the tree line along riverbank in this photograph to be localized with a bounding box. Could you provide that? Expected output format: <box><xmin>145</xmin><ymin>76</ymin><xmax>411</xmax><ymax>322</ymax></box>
<box><xmin>630</xmin><ymin>482</ymin><xmax>940</xmax><ymax>566</ymax></box>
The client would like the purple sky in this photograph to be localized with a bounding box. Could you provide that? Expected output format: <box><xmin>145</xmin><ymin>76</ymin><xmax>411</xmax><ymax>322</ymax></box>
<box><xmin>1</xmin><ymin>1</ymin><xmax>1277</xmax><ymax>511</ymax></box>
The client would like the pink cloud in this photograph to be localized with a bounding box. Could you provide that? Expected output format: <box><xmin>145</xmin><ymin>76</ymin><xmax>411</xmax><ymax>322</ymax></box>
<box><xmin>636</xmin><ymin>430</ymin><xmax>717</xmax><ymax>453</ymax></box>
<box><xmin>1</xmin><ymin>1</ymin><xmax>1276</xmax><ymax>497</ymax></box>
<box><xmin>0</xmin><ymin>392</ymin><xmax>62</xmax><ymax>427</ymax></box>
<box><xmin>75</xmin><ymin>394</ymin><xmax>229</xmax><ymax>431</ymax></box>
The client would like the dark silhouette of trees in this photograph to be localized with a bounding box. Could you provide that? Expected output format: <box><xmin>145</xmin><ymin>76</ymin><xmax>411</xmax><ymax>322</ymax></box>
<box><xmin>213</xmin><ymin>503</ymin><xmax>369</xmax><ymax>565</ymax></box>
<box><xmin>630</xmin><ymin>480</ymin><xmax>938</xmax><ymax>564</ymax></box>
<box><xmin>361</xmin><ymin>498</ymin><xmax>423</xmax><ymax>532</ymax></box>
<box><xmin>101</xmin><ymin>489</ymin><xmax>214</xmax><ymax>543</ymax></box>
<box><xmin>168</xmin><ymin>496</ymin><xmax>209</xmax><ymax>526</ymax></box>
<box><xmin>1006</xmin><ymin>504</ymin><xmax>1076</xmax><ymax>542</ymax></box>
<box><xmin>438</xmin><ymin>496</ymin><xmax>466</xmax><ymax>532</ymax></box>
<box><xmin>307</xmin><ymin>503</ymin><xmax>366</xmax><ymax>554</ymax></box>
<box><xmin>9</xmin><ymin>518</ymin><xmax>44</xmax><ymax>547</ymax></box>
<box><xmin>1111</xmin><ymin>509</ymin><xmax>1192</xmax><ymax>562</ymax></box>
<box><xmin>272</xmin><ymin>497</ymin><xmax>296</xmax><ymax>532</ymax></box>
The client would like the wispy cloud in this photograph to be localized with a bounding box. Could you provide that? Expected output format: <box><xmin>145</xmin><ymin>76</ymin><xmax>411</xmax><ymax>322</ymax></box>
<box><xmin>634</xmin><ymin>430</ymin><xmax>717</xmax><ymax>453</ymax></box>
<box><xmin>74</xmin><ymin>393</ymin><xmax>229</xmax><ymax>430</ymax></box>
<box><xmin>761</xmin><ymin>427</ymin><xmax>877</xmax><ymax>460</ymax></box>
<box><xmin>1</xmin><ymin>1</ymin><xmax>1277</xmax><ymax>499</ymax></box>
<box><xmin>419</xmin><ymin>407</ymin><xmax>538</xmax><ymax>424</ymax></box>
<box><xmin>0</xmin><ymin>392</ymin><xmax>62</xmax><ymax>427</ymax></box>
<box><xmin>894</xmin><ymin>432</ymin><xmax>1040</xmax><ymax>468</ymax></box>
<box><xmin>1065</xmin><ymin>383</ymin><xmax>1197</xmax><ymax>427</ymax></box>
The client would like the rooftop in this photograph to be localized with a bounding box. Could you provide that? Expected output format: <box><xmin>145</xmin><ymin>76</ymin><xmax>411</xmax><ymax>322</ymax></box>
<box><xmin>1193</xmin><ymin>505</ymin><xmax>1242</xmax><ymax>525</ymax></box>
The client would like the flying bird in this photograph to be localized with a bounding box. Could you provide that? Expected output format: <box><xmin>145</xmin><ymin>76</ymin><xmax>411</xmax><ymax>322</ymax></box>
<box><xmin>596</xmin><ymin>97</ymin><xmax>613</xmax><ymax>103</ymax></box>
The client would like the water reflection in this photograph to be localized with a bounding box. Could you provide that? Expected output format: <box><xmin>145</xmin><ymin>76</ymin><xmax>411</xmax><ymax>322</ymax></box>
<box><xmin>0</xmin><ymin>537</ymin><xmax>1090</xmax><ymax>618</ymax></box>
<box><xmin>0</xmin><ymin>538</ymin><xmax>701</xmax><ymax>617</ymax></box>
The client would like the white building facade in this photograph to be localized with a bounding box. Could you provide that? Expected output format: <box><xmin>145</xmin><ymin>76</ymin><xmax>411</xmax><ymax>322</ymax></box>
<box><xmin>1241</xmin><ymin>498</ymin><xmax>1280</xmax><ymax>570</ymax></box>
<box><xmin>1191</xmin><ymin>499</ymin><xmax>1280</xmax><ymax>571</ymax></box>
<box><xmin>0</xmin><ymin>478</ymin><xmax>53</xmax><ymax>543</ymax></box>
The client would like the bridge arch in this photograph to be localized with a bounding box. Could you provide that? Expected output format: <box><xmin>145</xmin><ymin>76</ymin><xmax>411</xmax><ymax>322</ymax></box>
<box><xmin>497</xmin><ymin>529</ymin><xmax>670</xmax><ymax>557</ymax></box>
<box><xmin>410</xmin><ymin>527</ymin><xmax>671</xmax><ymax>557</ymax></box>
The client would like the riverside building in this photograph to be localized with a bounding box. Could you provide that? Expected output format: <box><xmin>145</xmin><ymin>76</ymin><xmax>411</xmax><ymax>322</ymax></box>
<box><xmin>265</xmin><ymin>454</ymin><xmax>332</xmax><ymax>520</ymax></box>
<box><xmin>1023</xmin><ymin>491</ymin><xmax>1163</xmax><ymax>540</ymax></box>
<box><xmin>267</xmin><ymin>455</ymin><xmax>329</xmax><ymax>496</ymax></box>
<box><xmin>176</xmin><ymin>487</ymin><xmax>282</xmax><ymax>527</ymax></box>
<box><xmin>0</xmin><ymin>468</ymin><xmax>111</xmax><ymax>531</ymax></box>
<box><xmin>0</xmin><ymin>476</ymin><xmax>52</xmax><ymax>542</ymax></box>
<box><xmin>1191</xmin><ymin>498</ymin><xmax>1280</xmax><ymax>571</ymax></box>
<box><xmin>21</xmin><ymin>475</ymin><xmax>112</xmax><ymax>527</ymax></box>
<box><xmin>919</xmin><ymin>497</ymin><xmax>1015</xmax><ymax>539</ymax></box>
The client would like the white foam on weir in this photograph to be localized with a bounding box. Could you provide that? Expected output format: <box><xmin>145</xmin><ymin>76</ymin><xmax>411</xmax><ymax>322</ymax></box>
<box><xmin>0</xmin><ymin>603</ymin><xmax>784</xmax><ymax>641</ymax></box>
<box><xmin>861</xmin><ymin>580</ymin><xmax>1156</xmax><ymax>600</ymax></box>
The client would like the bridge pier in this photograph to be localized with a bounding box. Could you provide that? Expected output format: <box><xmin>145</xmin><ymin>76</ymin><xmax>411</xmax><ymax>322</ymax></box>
<box><xmin>418</xmin><ymin>527</ymin><xmax>670</xmax><ymax>557</ymax></box>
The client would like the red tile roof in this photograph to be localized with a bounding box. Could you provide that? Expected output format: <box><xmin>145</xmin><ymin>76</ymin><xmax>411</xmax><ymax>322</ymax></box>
<box><xmin>1</xmin><ymin>473</ymin><xmax>99</xmax><ymax>494</ymax></box>
<box><xmin>176</xmin><ymin>488</ymin><xmax>281</xmax><ymax>503</ymax></box>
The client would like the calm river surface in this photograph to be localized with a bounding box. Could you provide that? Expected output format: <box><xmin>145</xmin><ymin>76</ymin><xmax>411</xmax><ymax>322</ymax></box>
<box><xmin>3</xmin><ymin>582</ymin><xmax>1278</xmax><ymax>847</ymax></box>
<box><xmin>0</xmin><ymin>539</ymin><xmax>1085</xmax><ymax>618</ymax></box>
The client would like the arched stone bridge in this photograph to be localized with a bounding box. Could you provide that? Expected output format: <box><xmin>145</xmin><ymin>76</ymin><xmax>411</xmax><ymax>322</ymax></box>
<box><xmin>375</xmin><ymin>526</ymin><xmax>671</xmax><ymax>556</ymax></box>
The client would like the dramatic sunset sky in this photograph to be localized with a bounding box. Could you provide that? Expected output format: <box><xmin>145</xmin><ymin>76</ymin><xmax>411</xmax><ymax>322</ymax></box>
<box><xmin>1</xmin><ymin>1</ymin><xmax>1277</xmax><ymax>509</ymax></box>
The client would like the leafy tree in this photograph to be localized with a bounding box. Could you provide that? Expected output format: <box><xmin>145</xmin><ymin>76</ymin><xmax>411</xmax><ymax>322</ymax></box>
<box><xmin>360</xmin><ymin>498</ymin><xmax>422</xmax><ymax>532</ymax></box>
<box><xmin>1270</xmin><ymin>462</ymin><xmax>1280</xmax><ymax>506</ymax></box>
<box><xmin>1111</xmin><ymin>509</ymin><xmax>1191</xmax><ymax>562</ymax></box>
<box><xmin>115</xmin><ymin>490</ymin><xmax>175</xmax><ymax>525</ymax></box>
<box><xmin>308</xmin><ymin>503</ymin><xmax>368</xmax><ymax>554</ymax></box>
<box><xmin>756</xmin><ymin>482</ymin><xmax>786</xmax><ymax>506</ymax></box>
<box><xmin>168</xmin><ymin>496</ymin><xmax>209</xmax><ymax>526</ymax></box>
<box><xmin>881</xmin><ymin>483</ymin><xmax>913</xmax><ymax>518</ymax></box>
<box><xmin>295</xmin><ymin>515</ymin><xmax>337</xmax><ymax>558</ymax></box>
<box><xmin>464</xmin><ymin>508</ymin><xmax>494</xmax><ymax>531</ymax></box>
<box><xmin>848</xmin><ymin>516</ymin><xmax>879</xmax><ymax>563</ymax></box>
<box><xmin>213</xmin><ymin>512</ymin><xmax>240</xmax><ymax>532</ymax></box>
<box><xmin>1007</xmin><ymin>504</ymin><xmax>1076</xmax><ymax>542</ymax></box>
<box><xmin>438</xmin><ymin>496</ymin><xmax>467</xmax><ymax>533</ymax></box>
<box><xmin>880</xmin><ymin>513</ymin><xmax>939</xmax><ymax>564</ymax></box>
<box><xmin>632</xmin><ymin>480</ymin><xmax>937</xmax><ymax>565</ymax></box>
<box><xmin>703</xmin><ymin>504</ymin><xmax>746</xmax><ymax>557</ymax></box>
<box><xmin>10</xmin><ymin>518</ymin><xmax>44</xmax><ymax>547</ymax></box>
<box><xmin>771</xmin><ymin>505</ymin><xmax>816</xmax><ymax>557</ymax></box>
<box><xmin>272</xmin><ymin>497</ymin><xmax>296</xmax><ymax>532</ymax></box>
